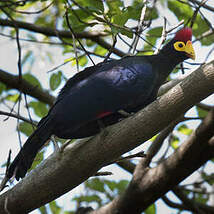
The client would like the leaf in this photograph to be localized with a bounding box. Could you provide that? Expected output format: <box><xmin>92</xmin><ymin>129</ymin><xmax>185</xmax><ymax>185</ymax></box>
<box><xmin>29</xmin><ymin>101</ymin><xmax>48</xmax><ymax>118</ymax></box>
<box><xmin>79</xmin><ymin>55</ymin><xmax>88</xmax><ymax>67</ymax></box>
<box><xmin>104</xmin><ymin>180</ymin><xmax>117</xmax><ymax>191</ymax></box>
<box><xmin>178</xmin><ymin>124</ymin><xmax>193</xmax><ymax>135</ymax></box>
<box><xmin>94</xmin><ymin>45</ymin><xmax>108</xmax><ymax>56</ymax></box>
<box><xmin>22</xmin><ymin>51</ymin><xmax>33</xmax><ymax>66</ymax></box>
<box><xmin>38</xmin><ymin>206</ymin><xmax>48</xmax><ymax>214</ymax></box>
<box><xmin>73</xmin><ymin>195</ymin><xmax>101</xmax><ymax>204</ymax></box>
<box><xmin>112</xmin><ymin>12</ymin><xmax>129</xmax><ymax>26</ymax></box>
<box><xmin>19</xmin><ymin>121</ymin><xmax>34</xmax><ymax>137</ymax></box>
<box><xmin>49</xmin><ymin>201</ymin><xmax>61</xmax><ymax>214</ymax></box>
<box><xmin>117</xmin><ymin>180</ymin><xmax>129</xmax><ymax>194</ymax></box>
<box><xmin>168</xmin><ymin>1</ymin><xmax>193</xmax><ymax>21</ymax></box>
<box><xmin>6</xmin><ymin>94</ymin><xmax>19</xmax><ymax>102</ymax></box>
<box><xmin>168</xmin><ymin>0</ymin><xmax>209</xmax><ymax>38</ymax></box>
<box><xmin>200</xmin><ymin>34</ymin><xmax>214</xmax><ymax>46</ymax></box>
<box><xmin>77</xmin><ymin>0</ymin><xmax>104</xmax><ymax>13</ymax></box>
<box><xmin>85</xmin><ymin>178</ymin><xmax>105</xmax><ymax>192</ymax></box>
<box><xmin>23</xmin><ymin>73</ymin><xmax>42</xmax><ymax>89</ymax></box>
<box><xmin>171</xmin><ymin>135</ymin><xmax>179</xmax><ymax>149</ymax></box>
<box><xmin>107</xmin><ymin>0</ymin><xmax>124</xmax><ymax>13</ymax></box>
<box><xmin>146</xmin><ymin>27</ymin><xmax>162</xmax><ymax>45</ymax></box>
<box><xmin>145</xmin><ymin>203</ymin><xmax>156</xmax><ymax>214</ymax></box>
<box><xmin>50</xmin><ymin>71</ymin><xmax>62</xmax><ymax>91</ymax></box>
<box><xmin>196</xmin><ymin>106</ymin><xmax>208</xmax><ymax>118</ymax></box>
<box><xmin>64</xmin><ymin>9</ymin><xmax>94</xmax><ymax>32</ymax></box>
<box><xmin>0</xmin><ymin>82</ymin><xmax>6</xmax><ymax>95</ymax></box>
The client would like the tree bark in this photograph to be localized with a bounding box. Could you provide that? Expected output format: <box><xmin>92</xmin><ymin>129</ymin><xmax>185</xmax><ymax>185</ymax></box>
<box><xmin>0</xmin><ymin>61</ymin><xmax>213</xmax><ymax>213</ymax></box>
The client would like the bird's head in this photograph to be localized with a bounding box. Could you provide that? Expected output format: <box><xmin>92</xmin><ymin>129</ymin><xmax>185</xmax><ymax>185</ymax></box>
<box><xmin>160</xmin><ymin>27</ymin><xmax>195</xmax><ymax>63</ymax></box>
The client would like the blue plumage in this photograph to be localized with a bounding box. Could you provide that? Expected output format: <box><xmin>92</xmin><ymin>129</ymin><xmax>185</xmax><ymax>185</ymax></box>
<box><xmin>7</xmin><ymin>28</ymin><xmax>195</xmax><ymax>180</ymax></box>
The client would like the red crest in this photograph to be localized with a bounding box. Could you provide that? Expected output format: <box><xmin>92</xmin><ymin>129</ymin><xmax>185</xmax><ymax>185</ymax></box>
<box><xmin>174</xmin><ymin>27</ymin><xmax>192</xmax><ymax>42</ymax></box>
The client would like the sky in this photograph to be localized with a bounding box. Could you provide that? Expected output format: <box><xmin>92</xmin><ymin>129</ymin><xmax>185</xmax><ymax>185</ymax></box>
<box><xmin>0</xmin><ymin>1</ymin><xmax>214</xmax><ymax>213</ymax></box>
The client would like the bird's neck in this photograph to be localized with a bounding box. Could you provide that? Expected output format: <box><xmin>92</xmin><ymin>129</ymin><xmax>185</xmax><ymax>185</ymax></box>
<box><xmin>151</xmin><ymin>53</ymin><xmax>180</xmax><ymax>83</ymax></box>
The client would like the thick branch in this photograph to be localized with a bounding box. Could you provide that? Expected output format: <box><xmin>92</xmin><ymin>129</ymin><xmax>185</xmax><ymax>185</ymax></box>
<box><xmin>0</xmin><ymin>69</ymin><xmax>55</xmax><ymax>106</ymax></box>
<box><xmin>0</xmin><ymin>61</ymin><xmax>213</xmax><ymax>213</ymax></box>
<box><xmin>0</xmin><ymin>18</ymin><xmax>125</xmax><ymax>57</ymax></box>
<box><xmin>94</xmin><ymin>107</ymin><xmax>214</xmax><ymax>213</ymax></box>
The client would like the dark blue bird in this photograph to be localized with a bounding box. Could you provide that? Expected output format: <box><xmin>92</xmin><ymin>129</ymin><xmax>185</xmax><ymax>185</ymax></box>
<box><xmin>7</xmin><ymin>27</ymin><xmax>195</xmax><ymax>180</ymax></box>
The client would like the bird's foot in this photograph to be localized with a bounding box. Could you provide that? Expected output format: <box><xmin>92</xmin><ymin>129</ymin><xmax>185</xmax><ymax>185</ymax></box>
<box><xmin>51</xmin><ymin>136</ymin><xmax>60</xmax><ymax>152</ymax></box>
<box><xmin>97</xmin><ymin>120</ymin><xmax>109</xmax><ymax>139</ymax></box>
<box><xmin>118</xmin><ymin>109</ymin><xmax>134</xmax><ymax>118</ymax></box>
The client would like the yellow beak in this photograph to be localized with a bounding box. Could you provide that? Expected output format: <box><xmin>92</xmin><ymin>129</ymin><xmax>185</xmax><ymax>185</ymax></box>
<box><xmin>185</xmin><ymin>40</ymin><xmax>195</xmax><ymax>60</ymax></box>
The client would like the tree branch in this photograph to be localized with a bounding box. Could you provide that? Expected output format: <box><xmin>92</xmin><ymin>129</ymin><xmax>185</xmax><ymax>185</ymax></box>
<box><xmin>0</xmin><ymin>60</ymin><xmax>213</xmax><ymax>213</ymax></box>
<box><xmin>0</xmin><ymin>18</ymin><xmax>126</xmax><ymax>57</ymax></box>
<box><xmin>0</xmin><ymin>69</ymin><xmax>55</xmax><ymax>106</ymax></box>
<box><xmin>89</xmin><ymin>61</ymin><xmax>214</xmax><ymax>214</ymax></box>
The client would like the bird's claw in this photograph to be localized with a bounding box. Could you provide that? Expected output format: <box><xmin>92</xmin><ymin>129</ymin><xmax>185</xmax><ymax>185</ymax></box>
<box><xmin>118</xmin><ymin>110</ymin><xmax>134</xmax><ymax>117</ymax></box>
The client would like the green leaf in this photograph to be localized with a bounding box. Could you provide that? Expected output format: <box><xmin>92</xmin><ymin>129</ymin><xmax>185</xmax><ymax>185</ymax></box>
<box><xmin>23</xmin><ymin>73</ymin><xmax>42</xmax><ymax>89</ymax></box>
<box><xmin>146</xmin><ymin>27</ymin><xmax>162</xmax><ymax>45</ymax></box>
<box><xmin>200</xmin><ymin>34</ymin><xmax>214</xmax><ymax>46</ymax></box>
<box><xmin>73</xmin><ymin>195</ymin><xmax>101</xmax><ymax>204</ymax></box>
<box><xmin>77</xmin><ymin>0</ymin><xmax>104</xmax><ymax>13</ymax></box>
<box><xmin>94</xmin><ymin>45</ymin><xmax>108</xmax><ymax>56</ymax></box>
<box><xmin>107</xmin><ymin>0</ymin><xmax>124</xmax><ymax>14</ymax></box>
<box><xmin>49</xmin><ymin>201</ymin><xmax>61</xmax><ymax>214</ymax></box>
<box><xmin>168</xmin><ymin>0</ymin><xmax>209</xmax><ymax>38</ymax></box>
<box><xmin>6</xmin><ymin>94</ymin><xmax>19</xmax><ymax>102</ymax></box>
<box><xmin>201</xmin><ymin>172</ymin><xmax>214</xmax><ymax>185</ymax></box>
<box><xmin>171</xmin><ymin>135</ymin><xmax>179</xmax><ymax>149</ymax></box>
<box><xmin>39</xmin><ymin>206</ymin><xmax>48</xmax><ymax>214</ymax></box>
<box><xmin>22</xmin><ymin>51</ymin><xmax>33</xmax><ymax>66</ymax></box>
<box><xmin>50</xmin><ymin>71</ymin><xmax>62</xmax><ymax>91</ymax></box>
<box><xmin>85</xmin><ymin>178</ymin><xmax>105</xmax><ymax>192</ymax></box>
<box><xmin>0</xmin><ymin>82</ymin><xmax>6</xmax><ymax>95</ymax></box>
<box><xmin>79</xmin><ymin>55</ymin><xmax>88</xmax><ymax>67</ymax></box>
<box><xmin>168</xmin><ymin>1</ymin><xmax>193</xmax><ymax>21</ymax></box>
<box><xmin>178</xmin><ymin>124</ymin><xmax>193</xmax><ymax>135</ymax></box>
<box><xmin>65</xmin><ymin>9</ymin><xmax>94</xmax><ymax>32</ymax></box>
<box><xmin>117</xmin><ymin>180</ymin><xmax>129</xmax><ymax>193</ymax></box>
<box><xmin>86</xmin><ymin>40</ymin><xmax>95</xmax><ymax>47</ymax></box>
<box><xmin>196</xmin><ymin>106</ymin><xmax>208</xmax><ymax>118</ymax></box>
<box><xmin>29</xmin><ymin>101</ymin><xmax>48</xmax><ymax>118</ymax></box>
<box><xmin>112</xmin><ymin>11</ymin><xmax>129</xmax><ymax>26</ymax></box>
<box><xmin>145</xmin><ymin>203</ymin><xmax>156</xmax><ymax>214</ymax></box>
<box><xmin>104</xmin><ymin>180</ymin><xmax>117</xmax><ymax>191</ymax></box>
<box><xmin>19</xmin><ymin>121</ymin><xmax>34</xmax><ymax>137</ymax></box>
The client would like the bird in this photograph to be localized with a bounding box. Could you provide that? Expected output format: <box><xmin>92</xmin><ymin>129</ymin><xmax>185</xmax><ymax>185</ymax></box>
<box><xmin>6</xmin><ymin>27</ymin><xmax>195</xmax><ymax>181</ymax></box>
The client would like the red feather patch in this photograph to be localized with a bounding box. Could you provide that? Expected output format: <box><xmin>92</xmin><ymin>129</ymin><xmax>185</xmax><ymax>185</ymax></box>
<box><xmin>174</xmin><ymin>27</ymin><xmax>192</xmax><ymax>42</ymax></box>
<box><xmin>97</xmin><ymin>111</ymin><xmax>112</xmax><ymax>119</ymax></box>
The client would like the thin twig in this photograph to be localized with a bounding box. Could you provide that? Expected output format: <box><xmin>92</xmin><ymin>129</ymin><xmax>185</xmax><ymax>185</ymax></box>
<box><xmin>131</xmin><ymin>0</ymin><xmax>147</xmax><ymax>54</ymax></box>
<box><xmin>65</xmin><ymin>2</ymin><xmax>95</xmax><ymax>65</ymax></box>
<box><xmin>0</xmin><ymin>110</ymin><xmax>37</xmax><ymax>125</ymax></box>
<box><xmin>8</xmin><ymin>1</ymin><xmax>54</xmax><ymax>14</ymax></box>
<box><xmin>107</xmin><ymin>151</ymin><xmax>146</xmax><ymax>166</ymax></box>
<box><xmin>154</xmin><ymin>17</ymin><xmax>167</xmax><ymax>54</ymax></box>
<box><xmin>104</xmin><ymin>35</ymin><xmax>117</xmax><ymax>62</ymax></box>
<box><xmin>93</xmin><ymin>171</ymin><xmax>113</xmax><ymax>176</ymax></box>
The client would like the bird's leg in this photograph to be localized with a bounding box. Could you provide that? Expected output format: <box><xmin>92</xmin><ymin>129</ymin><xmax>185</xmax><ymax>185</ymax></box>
<box><xmin>97</xmin><ymin>119</ymin><xmax>108</xmax><ymax>138</ymax></box>
<box><xmin>118</xmin><ymin>109</ymin><xmax>134</xmax><ymax>118</ymax></box>
<box><xmin>51</xmin><ymin>136</ymin><xmax>60</xmax><ymax>152</ymax></box>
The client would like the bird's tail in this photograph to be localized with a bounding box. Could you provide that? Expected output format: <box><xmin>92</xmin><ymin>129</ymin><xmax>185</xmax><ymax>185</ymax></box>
<box><xmin>7</xmin><ymin>117</ymin><xmax>53</xmax><ymax>180</ymax></box>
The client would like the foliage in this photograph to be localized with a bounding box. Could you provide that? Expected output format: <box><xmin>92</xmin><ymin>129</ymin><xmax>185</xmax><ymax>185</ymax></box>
<box><xmin>0</xmin><ymin>0</ymin><xmax>213</xmax><ymax>213</ymax></box>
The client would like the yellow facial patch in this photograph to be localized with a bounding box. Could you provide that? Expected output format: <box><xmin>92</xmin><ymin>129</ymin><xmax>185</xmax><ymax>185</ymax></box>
<box><xmin>174</xmin><ymin>41</ymin><xmax>186</xmax><ymax>52</ymax></box>
<box><xmin>173</xmin><ymin>40</ymin><xmax>195</xmax><ymax>60</ymax></box>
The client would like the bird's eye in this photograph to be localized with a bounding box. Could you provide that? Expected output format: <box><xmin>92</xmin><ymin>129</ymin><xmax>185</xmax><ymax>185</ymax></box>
<box><xmin>178</xmin><ymin>43</ymin><xmax>183</xmax><ymax>48</ymax></box>
<box><xmin>174</xmin><ymin>41</ymin><xmax>185</xmax><ymax>52</ymax></box>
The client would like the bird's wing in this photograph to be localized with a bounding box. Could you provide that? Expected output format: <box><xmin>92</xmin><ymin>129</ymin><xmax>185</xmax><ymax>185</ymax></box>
<box><xmin>49</xmin><ymin>58</ymin><xmax>157</xmax><ymax>139</ymax></box>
